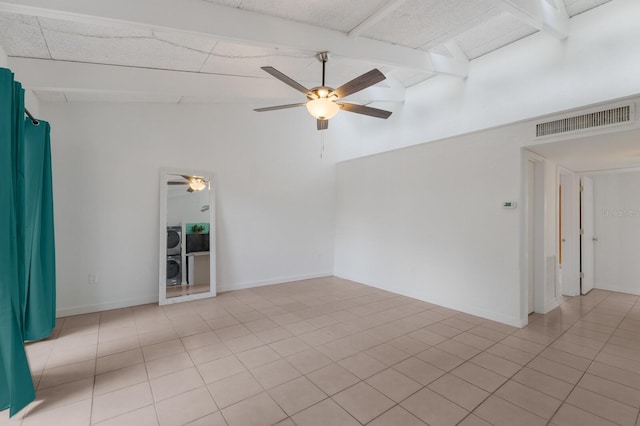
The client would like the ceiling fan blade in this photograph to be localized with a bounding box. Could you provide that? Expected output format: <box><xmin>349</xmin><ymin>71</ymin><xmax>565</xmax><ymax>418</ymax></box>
<box><xmin>338</xmin><ymin>102</ymin><xmax>392</xmax><ymax>119</ymax></box>
<box><xmin>333</xmin><ymin>69</ymin><xmax>386</xmax><ymax>99</ymax></box>
<box><xmin>261</xmin><ymin>66</ymin><xmax>310</xmax><ymax>95</ymax></box>
<box><xmin>317</xmin><ymin>119</ymin><xmax>329</xmax><ymax>130</ymax></box>
<box><xmin>168</xmin><ymin>181</ymin><xmax>188</xmax><ymax>185</ymax></box>
<box><xmin>254</xmin><ymin>103</ymin><xmax>307</xmax><ymax>112</ymax></box>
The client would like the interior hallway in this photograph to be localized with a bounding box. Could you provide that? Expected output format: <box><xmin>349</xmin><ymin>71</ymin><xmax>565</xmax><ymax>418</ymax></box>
<box><xmin>3</xmin><ymin>276</ymin><xmax>640</xmax><ymax>425</ymax></box>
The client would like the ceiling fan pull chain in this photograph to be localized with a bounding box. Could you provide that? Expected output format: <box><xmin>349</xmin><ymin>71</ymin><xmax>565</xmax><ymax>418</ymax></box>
<box><xmin>320</xmin><ymin>131</ymin><xmax>325</xmax><ymax>159</ymax></box>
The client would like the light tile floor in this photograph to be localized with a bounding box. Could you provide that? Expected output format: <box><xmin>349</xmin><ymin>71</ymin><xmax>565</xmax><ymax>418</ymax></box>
<box><xmin>2</xmin><ymin>276</ymin><xmax>640</xmax><ymax>425</ymax></box>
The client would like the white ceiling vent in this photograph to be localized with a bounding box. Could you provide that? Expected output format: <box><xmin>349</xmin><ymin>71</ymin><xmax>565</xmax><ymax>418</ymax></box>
<box><xmin>536</xmin><ymin>105</ymin><xmax>632</xmax><ymax>138</ymax></box>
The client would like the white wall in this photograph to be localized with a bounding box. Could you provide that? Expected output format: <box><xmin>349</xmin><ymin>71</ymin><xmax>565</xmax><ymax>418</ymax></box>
<box><xmin>34</xmin><ymin>0</ymin><xmax>640</xmax><ymax>322</ymax></box>
<box><xmin>43</xmin><ymin>102</ymin><xmax>347</xmax><ymax>316</ymax></box>
<box><xmin>333</xmin><ymin>0</ymin><xmax>640</xmax><ymax>326</ymax></box>
<box><xmin>336</xmin><ymin>0</ymin><xmax>640</xmax><ymax>161</ymax></box>
<box><xmin>334</xmin><ymin>125</ymin><xmax>524</xmax><ymax>326</ymax></box>
<box><xmin>1</xmin><ymin>40</ymin><xmax>40</xmax><ymax>115</ymax></box>
<box><xmin>0</xmin><ymin>41</ymin><xmax>7</xmax><ymax>67</ymax></box>
<box><xmin>593</xmin><ymin>171</ymin><xmax>640</xmax><ymax>295</ymax></box>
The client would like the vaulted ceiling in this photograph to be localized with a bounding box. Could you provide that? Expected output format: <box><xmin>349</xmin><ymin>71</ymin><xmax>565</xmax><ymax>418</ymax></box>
<box><xmin>0</xmin><ymin>0</ymin><xmax>612</xmax><ymax>106</ymax></box>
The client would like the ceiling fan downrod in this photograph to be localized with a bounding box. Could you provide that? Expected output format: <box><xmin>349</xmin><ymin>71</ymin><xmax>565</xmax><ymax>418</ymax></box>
<box><xmin>318</xmin><ymin>51</ymin><xmax>329</xmax><ymax>87</ymax></box>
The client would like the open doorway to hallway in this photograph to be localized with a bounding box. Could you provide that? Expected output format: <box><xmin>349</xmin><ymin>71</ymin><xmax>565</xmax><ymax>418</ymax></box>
<box><xmin>524</xmin><ymin>112</ymin><xmax>640</xmax><ymax>321</ymax></box>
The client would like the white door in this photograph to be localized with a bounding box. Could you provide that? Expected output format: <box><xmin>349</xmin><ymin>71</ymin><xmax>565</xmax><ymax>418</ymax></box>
<box><xmin>559</xmin><ymin>171</ymin><xmax>578</xmax><ymax>296</ymax></box>
<box><xmin>580</xmin><ymin>176</ymin><xmax>595</xmax><ymax>294</ymax></box>
<box><xmin>527</xmin><ymin>160</ymin><xmax>536</xmax><ymax>313</ymax></box>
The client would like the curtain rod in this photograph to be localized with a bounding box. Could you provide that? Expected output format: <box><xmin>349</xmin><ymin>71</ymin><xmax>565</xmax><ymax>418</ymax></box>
<box><xmin>25</xmin><ymin>108</ymin><xmax>39</xmax><ymax>126</ymax></box>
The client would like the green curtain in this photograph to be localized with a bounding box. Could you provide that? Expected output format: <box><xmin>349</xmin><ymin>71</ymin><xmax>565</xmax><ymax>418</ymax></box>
<box><xmin>20</xmin><ymin>119</ymin><xmax>56</xmax><ymax>341</ymax></box>
<box><xmin>0</xmin><ymin>67</ymin><xmax>56</xmax><ymax>416</ymax></box>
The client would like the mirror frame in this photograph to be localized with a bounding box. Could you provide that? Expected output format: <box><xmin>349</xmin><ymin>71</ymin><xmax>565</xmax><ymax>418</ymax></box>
<box><xmin>159</xmin><ymin>167</ymin><xmax>217</xmax><ymax>305</ymax></box>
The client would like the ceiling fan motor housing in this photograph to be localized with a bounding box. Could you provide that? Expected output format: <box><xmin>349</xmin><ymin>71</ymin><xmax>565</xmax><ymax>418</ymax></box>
<box><xmin>307</xmin><ymin>86</ymin><xmax>337</xmax><ymax>100</ymax></box>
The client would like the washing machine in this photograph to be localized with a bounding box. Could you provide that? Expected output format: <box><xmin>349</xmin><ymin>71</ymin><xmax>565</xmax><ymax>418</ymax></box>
<box><xmin>166</xmin><ymin>255</ymin><xmax>182</xmax><ymax>286</ymax></box>
<box><xmin>167</xmin><ymin>226</ymin><xmax>182</xmax><ymax>255</ymax></box>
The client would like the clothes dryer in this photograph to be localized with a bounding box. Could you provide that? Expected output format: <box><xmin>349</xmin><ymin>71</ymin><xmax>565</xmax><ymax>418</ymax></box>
<box><xmin>166</xmin><ymin>255</ymin><xmax>182</xmax><ymax>286</ymax></box>
<box><xmin>167</xmin><ymin>226</ymin><xmax>182</xmax><ymax>255</ymax></box>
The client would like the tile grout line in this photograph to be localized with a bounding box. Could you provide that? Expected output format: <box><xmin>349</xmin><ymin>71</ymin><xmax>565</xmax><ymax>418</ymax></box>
<box><xmin>23</xmin><ymin>283</ymin><xmax>640</xmax><ymax>426</ymax></box>
<box><xmin>538</xmin><ymin>293</ymin><xmax>638</xmax><ymax>425</ymax></box>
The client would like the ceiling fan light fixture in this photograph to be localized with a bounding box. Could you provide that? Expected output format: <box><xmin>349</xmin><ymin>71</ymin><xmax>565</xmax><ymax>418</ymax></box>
<box><xmin>306</xmin><ymin>98</ymin><xmax>340</xmax><ymax>120</ymax></box>
<box><xmin>188</xmin><ymin>177</ymin><xmax>207</xmax><ymax>192</ymax></box>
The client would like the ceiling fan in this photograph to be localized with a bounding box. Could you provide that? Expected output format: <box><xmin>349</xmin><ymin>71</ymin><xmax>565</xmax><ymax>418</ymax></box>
<box><xmin>167</xmin><ymin>175</ymin><xmax>208</xmax><ymax>192</ymax></box>
<box><xmin>254</xmin><ymin>52</ymin><xmax>392</xmax><ymax>130</ymax></box>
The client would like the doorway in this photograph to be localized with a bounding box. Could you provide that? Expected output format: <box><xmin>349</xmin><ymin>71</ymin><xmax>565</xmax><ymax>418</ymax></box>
<box><xmin>524</xmin><ymin>153</ymin><xmax>545</xmax><ymax>316</ymax></box>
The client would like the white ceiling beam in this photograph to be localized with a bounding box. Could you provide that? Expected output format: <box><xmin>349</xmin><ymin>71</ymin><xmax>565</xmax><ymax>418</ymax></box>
<box><xmin>348</xmin><ymin>0</ymin><xmax>407</xmax><ymax>38</ymax></box>
<box><xmin>432</xmin><ymin>40</ymin><xmax>469</xmax><ymax>77</ymax></box>
<box><xmin>500</xmin><ymin>0</ymin><xmax>569</xmax><ymax>39</ymax></box>
<box><xmin>542</xmin><ymin>0</ymin><xmax>570</xmax><ymax>38</ymax></box>
<box><xmin>0</xmin><ymin>0</ymin><xmax>467</xmax><ymax>77</ymax></box>
<box><xmin>7</xmin><ymin>57</ymin><xmax>406</xmax><ymax>103</ymax></box>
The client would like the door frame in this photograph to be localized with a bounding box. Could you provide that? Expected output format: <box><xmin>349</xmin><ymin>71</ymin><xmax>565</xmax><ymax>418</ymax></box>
<box><xmin>521</xmin><ymin>150</ymin><xmax>546</xmax><ymax>322</ymax></box>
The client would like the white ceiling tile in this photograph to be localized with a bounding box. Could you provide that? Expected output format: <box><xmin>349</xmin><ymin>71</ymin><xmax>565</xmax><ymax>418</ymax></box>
<box><xmin>202</xmin><ymin>0</ymin><xmax>388</xmax><ymax>32</ymax></box>
<box><xmin>39</xmin><ymin>18</ymin><xmax>211</xmax><ymax>71</ymax></box>
<box><xmin>0</xmin><ymin>13</ymin><xmax>50</xmax><ymax>58</ymax></box>
<box><xmin>200</xmin><ymin>41</ymin><xmax>316</xmax><ymax>80</ymax></box>
<box><xmin>0</xmin><ymin>0</ymin><xmax>619</xmax><ymax>105</ymax></box>
<box><xmin>362</xmin><ymin>0</ymin><xmax>502</xmax><ymax>48</ymax></box>
<box><xmin>453</xmin><ymin>12</ymin><xmax>537</xmax><ymax>60</ymax></box>
<box><xmin>33</xmin><ymin>90</ymin><xmax>67</xmax><ymax>102</ymax></box>
<box><xmin>201</xmin><ymin>45</ymin><xmax>387</xmax><ymax>94</ymax></box>
<box><xmin>564</xmin><ymin>0</ymin><xmax>613</xmax><ymax>17</ymax></box>
<box><xmin>64</xmin><ymin>91</ymin><xmax>182</xmax><ymax>103</ymax></box>
<box><xmin>153</xmin><ymin>31</ymin><xmax>218</xmax><ymax>55</ymax></box>
<box><xmin>298</xmin><ymin>55</ymin><xmax>392</xmax><ymax>90</ymax></box>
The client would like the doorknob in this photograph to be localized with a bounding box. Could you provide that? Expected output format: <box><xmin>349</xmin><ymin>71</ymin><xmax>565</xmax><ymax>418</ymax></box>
<box><xmin>593</xmin><ymin>237</ymin><xmax>598</xmax><ymax>241</ymax></box>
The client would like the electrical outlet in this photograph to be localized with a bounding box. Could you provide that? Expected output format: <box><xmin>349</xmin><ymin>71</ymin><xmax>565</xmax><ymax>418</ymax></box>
<box><xmin>88</xmin><ymin>273</ymin><xmax>98</xmax><ymax>284</ymax></box>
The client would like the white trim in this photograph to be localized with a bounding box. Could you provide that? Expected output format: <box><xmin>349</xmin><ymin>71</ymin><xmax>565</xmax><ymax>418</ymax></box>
<box><xmin>594</xmin><ymin>285</ymin><xmax>640</xmax><ymax>297</ymax></box>
<box><xmin>216</xmin><ymin>272</ymin><xmax>333</xmax><ymax>293</ymax></box>
<box><xmin>56</xmin><ymin>274</ymin><xmax>334</xmax><ymax>317</ymax></box>
<box><xmin>335</xmin><ymin>273</ymin><xmax>525</xmax><ymax>328</ymax></box>
<box><xmin>56</xmin><ymin>295</ymin><xmax>159</xmax><ymax>318</ymax></box>
<box><xmin>521</xmin><ymin>150</ymin><xmax>547</xmax><ymax>322</ymax></box>
<box><xmin>578</xmin><ymin>166</ymin><xmax>640</xmax><ymax>176</ymax></box>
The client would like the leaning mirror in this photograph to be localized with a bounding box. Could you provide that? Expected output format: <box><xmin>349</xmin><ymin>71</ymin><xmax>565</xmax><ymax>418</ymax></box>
<box><xmin>159</xmin><ymin>168</ymin><xmax>216</xmax><ymax>305</ymax></box>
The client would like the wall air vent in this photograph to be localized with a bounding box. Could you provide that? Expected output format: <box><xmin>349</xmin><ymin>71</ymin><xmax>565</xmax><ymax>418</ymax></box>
<box><xmin>536</xmin><ymin>105</ymin><xmax>631</xmax><ymax>138</ymax></box>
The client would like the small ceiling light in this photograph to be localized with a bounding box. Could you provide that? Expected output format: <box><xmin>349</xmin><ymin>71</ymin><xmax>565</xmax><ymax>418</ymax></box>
<box><xmin>306</xmin><ymin>98</ymin><xmax>340</xmax><ymax>120</ymax></box>
<box><xmin>189</xmin><ymin>177</ymin><xmax>207</xmax><ymax>192</ymax></box>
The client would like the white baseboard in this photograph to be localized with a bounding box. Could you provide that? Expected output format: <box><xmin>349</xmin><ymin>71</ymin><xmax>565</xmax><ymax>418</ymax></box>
<box><xmin>334</xmin><ymin>272</ymin><xmax>525</xmax><ymax>328</ymax></box>
<box><xmin>217</xmin><ymin>272</ymin><xmax>333</xmax><ymax>293</ymax></box>
<box><xmin>56</xmin><ymin>272</ymin><xmax>333</xmax><ymax>318</ymax></box>
<box><xmin>594</xmin><ymin>283</ymin><xmax>640</xmax><ymax>296</ymax></box>
<box><xmin>57</xmin><ymin>295</ymin><xmax>159</xmax><ymax>318</ymax></box>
